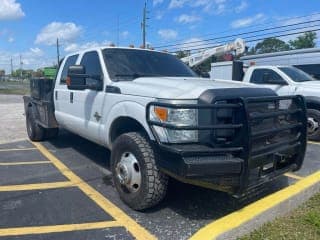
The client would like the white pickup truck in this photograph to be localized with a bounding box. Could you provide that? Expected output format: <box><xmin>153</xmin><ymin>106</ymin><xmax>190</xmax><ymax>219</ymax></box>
<box><xmin>242</xmin><ymin>65</ymin><xmax>320</xmax><ymax>141</ymax></box>
<box><xmin>23</xmin><ymin>47</ymin><xmax>307</xmax><ymax>210</ymax></box>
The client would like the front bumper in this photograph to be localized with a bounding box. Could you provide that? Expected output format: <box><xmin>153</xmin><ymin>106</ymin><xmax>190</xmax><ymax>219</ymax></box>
<box><xmin>147</xmin><ymin>95</ymin><xmax>307</xmax><ymax>194</ymax></box>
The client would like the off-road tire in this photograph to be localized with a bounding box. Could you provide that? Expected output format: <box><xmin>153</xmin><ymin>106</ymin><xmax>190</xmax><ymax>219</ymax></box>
<box><xmin>111</xmin><ymin>132</ymin><xmax>168</xmax><ymax>210</ymax></box>
<box><xmin>26</xmin><ymin>107</ymin><xmax>45</xmax><ymax>141</ymax></box>
<box><xmin>307</xmin><ymin>109</ymin><xmax>320</xmax><ymax>141</ymax></box>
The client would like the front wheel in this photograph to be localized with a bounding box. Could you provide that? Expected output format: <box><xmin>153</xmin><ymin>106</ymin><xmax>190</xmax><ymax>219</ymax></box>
<box><xmin>111</xmin><ymin>132</ymin><xmax>168</xmax><ymax>210</ymax></box>
<box><xmin>307</xmin><ymin>109</ymin><xmax>320</xmax><ymax>141</ymax></box>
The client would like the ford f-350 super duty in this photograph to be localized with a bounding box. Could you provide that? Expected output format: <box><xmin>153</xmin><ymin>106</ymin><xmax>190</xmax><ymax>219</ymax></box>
<box><xmin>23</xmin><ymin>47</ymin><xmax>307</xmax><ymax>210</ymax></box>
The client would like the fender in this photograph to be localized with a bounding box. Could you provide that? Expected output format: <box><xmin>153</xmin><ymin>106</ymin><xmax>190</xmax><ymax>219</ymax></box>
<box><xmin>102</xmin><ymin>101</ymin><xmax>154</xmax><ymax>148</ymax></box>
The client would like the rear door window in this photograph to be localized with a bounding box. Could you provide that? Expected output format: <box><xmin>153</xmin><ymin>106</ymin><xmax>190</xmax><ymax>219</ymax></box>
<box><xmin>60</xmin><ymin>54</ymin><xmax>78</xmax><ymax>84</ymax></box>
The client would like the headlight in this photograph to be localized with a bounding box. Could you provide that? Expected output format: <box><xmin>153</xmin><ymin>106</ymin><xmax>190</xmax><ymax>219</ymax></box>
<box><xmin>149</xmin><ymin>105</ymin><xmax>198</xmax><ymax>143</ymax></box>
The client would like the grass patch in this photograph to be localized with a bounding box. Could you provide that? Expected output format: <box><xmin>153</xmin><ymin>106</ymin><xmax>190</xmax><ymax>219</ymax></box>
<box><xmin>240</xmin><ymin>192</ymin><xmax>320</xmax><ymax>240</ymax></box>
<box><xmin>0</xmin><ymin>81</ymin><xmax>30</xmax><ymax>95</ymax></box>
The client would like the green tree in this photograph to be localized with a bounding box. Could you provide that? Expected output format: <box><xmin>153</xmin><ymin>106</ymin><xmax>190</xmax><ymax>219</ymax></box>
<box><xmin>253</xmin><ymin>37</ymin><xmax>290</xmax><ymax>54</ymax></box>
<box><xmin>289</xmin><ymin>31</ymin><xmax>317</xmax><ymax>49</ymax></box>
<box><xmin>175</xmin><ymin>50</ymin><xmax>190</xmax><ymax>59</ymax></box>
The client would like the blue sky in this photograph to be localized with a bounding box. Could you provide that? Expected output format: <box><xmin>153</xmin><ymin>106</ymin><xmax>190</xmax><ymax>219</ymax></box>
<box><xmin>0</xmin><ymin>0</ymin><xmax>320</xmax><ymax>72</ymax></box>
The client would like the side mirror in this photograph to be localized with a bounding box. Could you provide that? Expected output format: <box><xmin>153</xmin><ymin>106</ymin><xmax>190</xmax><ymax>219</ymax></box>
<box><xmin>67</xmin><ymin>65</ymin><xmax>87</xmax><ymax>90</ymax></box>
<box><xmin>67</xmin><ymin>65</ymin><xmax>103</xmax><ymax>91</ymax></box>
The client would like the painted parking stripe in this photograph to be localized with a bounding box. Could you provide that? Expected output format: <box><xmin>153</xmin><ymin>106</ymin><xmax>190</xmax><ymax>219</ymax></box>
<box><xmin>308</xmin><ymin>141</ymin><xmax>320</xmax><ymax>145</ymax></box>
<box><xmin>0</xmin><ymin>181</ymin><xmax>74</xmax><ymax>191</ymax></box>
<box><xmin>0</xmin><ymin>221</ymin><xmax>121</xmax><ymax>237</ymax></box>
<box><xmin>190</xmin><ymin>170</ymin><xmax>320</xmax><ymax>240</ymax></box>
<box><xmin>0</xmin><ymin>161</ymin><xmax>51</xmax><ymax>166</ymax></box>
<box><xmin>32</xmin><ymin>142</ymin><xmax>156</xmax><ymax>240</ymax></box>
<box><xmin>0</xmin><ymin>148</ymin><xmax>36</xmax><ymax>152</ymax></box>
<box><xmin>284</xmin><ymin>172</ymin><xmax>304</xmax><ymax>180</ymax></box>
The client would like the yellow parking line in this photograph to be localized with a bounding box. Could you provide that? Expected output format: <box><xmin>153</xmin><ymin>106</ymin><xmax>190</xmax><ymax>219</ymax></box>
<box><xmin>0</xmin><ymin>181</ymin><xmax>74</xmax><ymax>192</ymax></box>
<box><xmin>0</xmin><ymin>148</ymin><xmax>36</xmax><ymax>152</ymax></box>
<box><xmin>308</xmin><ymin>141</ymin><xmax>320</xmax><ymax>145</ymax></box>
<box><xmin>0</xmin><ymin>161</ymin><xmax>51</xmax><ymax>166</ymax></box>
<box><xmin>0</xmin><ymin>221</ymin><xmax>121</xmax><ymax>237</ymax></box>
<box><xmin>190</xmin><ymin>170</ymin><xmax>320</xmax><ymax>240</ymax></box>
<box><xmin>32</xmin><ymin>141</ymin><xmax>156</xmax><ymax>240</ymax></box>
<box><xmin>284</xmin><ymin>172</ymin><xmax>304</xmax><ymax>180</ymax></box>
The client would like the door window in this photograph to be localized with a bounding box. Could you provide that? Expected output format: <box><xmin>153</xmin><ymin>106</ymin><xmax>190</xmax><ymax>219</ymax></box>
<box><xmin>80</xmin><ymin>51</ymin><xmax>103</xmax><ymax>88</ymax></box>
<box><xmin>59</xmin><ymin>54</ymin><xmax>78</xmax><ymax>84</ymax></box>
<box><xmin>250</xmin><ymin>69</ymin><xmax>284</xmax><ymax>84</ymax></box>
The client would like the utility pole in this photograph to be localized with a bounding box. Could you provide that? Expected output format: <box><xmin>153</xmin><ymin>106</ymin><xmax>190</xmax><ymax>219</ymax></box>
<box><xmin>10</xmin><ymin>57</ymin><xmax>13</xmax><ymax>76</ymax></box>
<box><xmin>56</xmin><ymin>38</ymin><xmax>60</xmax><ymax>66</ymax></box>
<box><xmin>19</xmin><ymin>54</ymin><xmax>23</xmax><ymax>80</ymax></box>
<box><xmin>141</xmin><ymin>1</ymin><xmax>148</xmax><ymax>48</ymax></box>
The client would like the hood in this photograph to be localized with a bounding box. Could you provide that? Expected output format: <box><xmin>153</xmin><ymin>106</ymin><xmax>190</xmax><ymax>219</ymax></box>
<box><xmin>295</xmin><ymin>80</ymin><xmax>320</xmax><ymax>96</ymax></box>
<box><xmin>296</xmin><ymin>80</ymin><xmax>320</xmax><ymax>88</ymax></box>
<box><xmin>113</xmin><ymin>77</ymin><xmax>260</xmax><ymax>99</ymax></box>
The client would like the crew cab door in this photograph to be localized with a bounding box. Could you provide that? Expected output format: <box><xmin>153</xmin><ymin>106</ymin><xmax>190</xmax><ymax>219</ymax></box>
<box><xmin>249</xmin><ymin>68</ymin><xmax>291</xmax><ymax>96</ymax></box>
<box><xmin>54</xmin><ymin>54</ymin><xmax>79</xmax><ymax>127</ymax></box>
<box><xmin>57</xmin><ymin>51</ymin><xmax>106</xmax><ymax>144</ymax></box>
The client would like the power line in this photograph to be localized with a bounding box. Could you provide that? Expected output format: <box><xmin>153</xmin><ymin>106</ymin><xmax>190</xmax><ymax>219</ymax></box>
<box><xmin>166</xmin><ymin>23</ymin><xmax>320</xmax><ymax>52</ymax></box>
<box><xmin>155</xmin><ymin>18</ymin><xmax>320</xmax><ymax>50</ymax></box>
<box><xmin>171</xmin><ymin>28</ymin><xmax>320</xmax><ymax>53</ymax></box>
<box><xmin>154</xmin><ymin>12</ymin><xmax>320</xmax><ymax>47</ymax></box>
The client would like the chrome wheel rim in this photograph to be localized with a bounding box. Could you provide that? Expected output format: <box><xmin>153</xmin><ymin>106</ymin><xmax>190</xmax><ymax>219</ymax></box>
<box><xmin>308</xmin><ymin>117</ymin><xmax>319</xmax><ymax>134</ymax></box>
<box><xmin>115</xmin><ymin>152</ymin><xmax>141</xmax><ymax>193</ymax></box>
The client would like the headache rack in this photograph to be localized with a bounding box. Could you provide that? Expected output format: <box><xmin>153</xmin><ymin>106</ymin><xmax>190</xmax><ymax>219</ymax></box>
<box><xmin>146</xmin><ymin>95</ymin><xmax>307</xmax><ymax>193</ymax></box>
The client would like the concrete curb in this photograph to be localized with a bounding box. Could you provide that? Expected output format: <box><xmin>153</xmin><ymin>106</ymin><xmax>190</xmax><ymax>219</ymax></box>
<box><xmin>217</xmin><ymin>181</ymin><xmax>320</xmax><ymax>240</ymax></box>
<box><xmin>190</xmin><ymin>171</ymin><xmax>320</xmax><ymax>240</ymax></box>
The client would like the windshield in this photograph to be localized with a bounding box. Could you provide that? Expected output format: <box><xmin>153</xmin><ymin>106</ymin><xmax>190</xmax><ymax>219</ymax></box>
<box><xmin>279</xmin><ymin>66</ymin><xmax>315</xmax><ymax>82</ymax></box>
<box><xmin>103</xmin><ymin>48</ymin><xmax>197</xmax><ymax>81</ymax></box>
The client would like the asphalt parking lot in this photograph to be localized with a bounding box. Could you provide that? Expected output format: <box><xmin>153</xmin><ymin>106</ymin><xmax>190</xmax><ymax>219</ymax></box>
<box><xmin>0</xmin><ymin>129</ymin><xmax>319</xmax><ymax>240</ymax></box>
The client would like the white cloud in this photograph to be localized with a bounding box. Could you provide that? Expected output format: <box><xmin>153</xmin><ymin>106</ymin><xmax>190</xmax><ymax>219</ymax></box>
<box><xmin>0</xmin><ymin>0</ymin><xmax>25</xmax><ymax>20</ymax></box>
<box><xmin>169</xmin><ymin>0</ymin><xmax>188</xmax><ymax>9</ymax></box>
<box><xmin>64</xmin><ymin>40</ymin><xmax>112</xmax><ymax>53</ymax></box>
<box><xmin>235</xmin><ymin>1</ymin><xmax>248</xmax><ymax>13</ymax></box>
<box><xmin>169</xmin><ymin>0</ymin><xmax>247</xmax><ymax>15</ymax></box>
<box><xmin>121</xmin><ymin>31</ymin><xmax>129</xmax><ymax>39</ymax></box>
<box><xmin>35</xmin><ymin>22</ymin><xmax>82</xmax><ymax>46</ymax></box>
<box><xmin>0</xmin><ymin>48</ymin><xmax>54</xmax><ymax>73</ymax></box>
<box><xmin>155</xmin><ymin>11</ymin><xmax>164</xmax><ymax>20</ymax></box>
<box><xmin>176</xmin><ymin>14</ymin><xmax>201</xmax><ymax>24</ymax></box>
<box><xmin>153</xmin><ymin>0</ymin><xmax>164</xmax><ymax>6</ymax></box>
<box><xmin>29</xmin><ymin>47</ymin><xmax>43</xmax><ymax>56</ymax></box>
<box><xmin>7</xmin><ymin>36</ymin><xmax>14</xmax><ymax>42</ymax></box>
<box><xmin>231</xmin><ymin>13</ymin><xmax>266</xmax><ymax>28</ymax></box>
<box><xmin>158</xmin><ymin>29</ymin><xmax>178</xmax><ymax>40</ymax></box>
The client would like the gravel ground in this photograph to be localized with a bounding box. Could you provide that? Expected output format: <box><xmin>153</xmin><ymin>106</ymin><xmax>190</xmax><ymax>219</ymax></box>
<box><xmin>0</xmin><ymin>94</ymin><xmax>27</xmax><ymax>144</ymax></box>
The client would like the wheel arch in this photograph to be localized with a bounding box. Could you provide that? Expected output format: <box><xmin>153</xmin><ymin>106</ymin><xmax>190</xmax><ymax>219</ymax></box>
<box><xmin>104</xmin><ymin>101</ymin><xmax>155</xmax><ymax>148</ymax></box>
<box><xmin>305</xmin><ymin>96</ymin><xmax>320</xmax><ymax>111</ymax></box>
<box><xmin>109</xmin><ymin>116</ymin><xmax>149</xmax><ymax>144</ymax></box>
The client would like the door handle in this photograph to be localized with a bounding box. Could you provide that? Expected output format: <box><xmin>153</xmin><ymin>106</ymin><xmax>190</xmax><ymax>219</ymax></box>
<box><xmin>70</xmin><ymin>92</ymin><xmax>74</xmax><ymax>103</ymax></box>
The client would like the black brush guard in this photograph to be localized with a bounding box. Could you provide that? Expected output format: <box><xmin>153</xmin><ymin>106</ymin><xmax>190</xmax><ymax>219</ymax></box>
<box><xmin>146</xmin><ymin>95</ymin><xmax>307</xmax><ymax>194</ymax></box>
